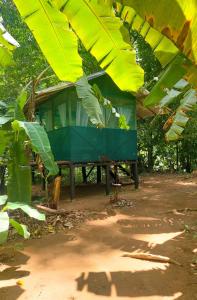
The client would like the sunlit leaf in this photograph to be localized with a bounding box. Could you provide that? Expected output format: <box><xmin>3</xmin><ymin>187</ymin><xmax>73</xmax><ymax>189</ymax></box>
<box><xmin>14</xmin><ymin>90</ymin><xmax>28</xmax><ymax>120</ymax></box>
<box><xmin>6</xmin><ymin>202</ymin><xmax>46</xmax><ymax>221</ymax></box>
<box><xmin>144</xmin><ymin>54</ymin><xmax>190</xmax><ymax>107</ymax></box>
<box><xmin>0</xmin><ymin>212</ymin><xmax>9</xmax><ymax>244</ymax></box>
<box><xmin>165</xmin><ymin>89</ymin><xmax>197</xmax><ymax>141</ymax></box>
<box><xmin>119</xmin><ymin>5</ymin><xmax>179</xmax><ymax>67</ymax></box>
<box><xmin>12</xmin><ymin>121</ymin><xmax>58</xmax><ymax>176</ymax></box>
<box><xmin>7</xmin><ymin>136</ymin><xmax>32</xmax><ymax>204</ymax></box>
<box><xmin>119</xmin><ymin>0</ymin><xmax>197</xmax><ymax>87</ymax></box>
<box><xmin>9</xmin><ymin>218</ymin><xmax>30</xmax><ymax>239</ymax></box>
<box><xmin>76</xmin><ymin>76</ymin><xmax>104</xmax><ymax>127</ymax></box>
<box><xmin>13</xmin><ymin>0</ymin><xmax>83</xmax><ymax>82</ymax></box>
<box><xmin>0</xmin><ymin>195</ymin><xmax>7</xmax><ymax>206</ymax></box>
<box><xmin>62</xmin><ymin>0</ymin><xmax>144</xmax><ymax>92</ymax></box>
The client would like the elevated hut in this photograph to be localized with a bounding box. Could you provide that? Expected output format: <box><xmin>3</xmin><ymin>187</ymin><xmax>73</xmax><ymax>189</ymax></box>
<box><xmin>35</xmin><ymin>71</ymin><xmax>153</xmax><ymax>199</ymax></box>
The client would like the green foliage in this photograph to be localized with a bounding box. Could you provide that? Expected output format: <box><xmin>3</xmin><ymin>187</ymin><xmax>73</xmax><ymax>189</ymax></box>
<box><xmin>12</xmin><ymin>0</ymin><xmax>83</xmax><ymax>82</ymax></box>
<box><xmin>76</xmin><ymin>76</ymin><xmax>104</xmax><ymax>127</ymax></box>
<box><xmin>5</xmin><ymin>202</ymin><xmax>45</xmax><ymax>221</ymax></box>
<box><xmin>7</xmin><ymin>136</ymin><xmax>32</xmax><ymax>204</ymax></box>
<box><xmin>0</xmin><ymin>0</ymin><xmax>58</xmax><ymax>101</ymax></box>
<box><xmin>0</xmin><ymin>89</ymin><xmax>58</xmax><ymax>203</ymax></box>
<box><xmin>118</xmin><ymin>4</ymin><xmax>179</xmax><ymax>69</ymax></box>
<box><xmin>0</xmin><ymin>212</ymin><xmax>9</xmax><ymax>244</ymax></box>
<box><xmin>144</xmin><ymin>55</ymin><xmax>191</xmax><ymax>107</ymax></box>
<box><xmin>118</xmin><ymin>115</ymin><xmax>130</xmax><ymax>130</ymax></box>
<box><xmin>0</xmin><ymin>15</ymin><xmax>18</xmax><ymax>67</ymax></box>
<box><xmin>11</xmin><ymin>0</ymin><xmax>144</xmax><ymax>92</ymax></box>
<box><xmin>92</xmin><ymin>83</ymin><xmax>129</xmax><ymax>128</ymax></box>
<box><xmin>165</xmin><ymin>89</ymin><xmax>197</xmax><ymax>141</ymax></box>
<box><xmin>12</xmin><ymin>120</ymin><xmax>59</xmax><ymax>176</ymax></box>
<box><xmin>0</xmin><ymin>195</ymin><xmax>45</xmax><ymax>244</ymax></box>
<box><xmin>9</xmin><ymin>218</ymin><xmax>30</xmax><ymax>239</ymax></box>
<box><xmin>130</xmin><ymin>30</ymin><xmax>162</xmax><ymax>84</ymax></box>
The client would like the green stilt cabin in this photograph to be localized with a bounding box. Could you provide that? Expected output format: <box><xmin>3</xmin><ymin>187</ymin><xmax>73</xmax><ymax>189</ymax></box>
<box><xmin>36</xmin><ymin>72</ymin><xmax>139</xmax><ymax>162</ymax></box>
<box><xmin>35</xmin><ymin>72</ymin><xmax>154</xmax><ymax>198</ymax></box>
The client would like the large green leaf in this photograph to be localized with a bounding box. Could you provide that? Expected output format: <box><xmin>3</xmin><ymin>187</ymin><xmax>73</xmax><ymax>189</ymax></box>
<box><xmin>0</xmin><ymin>20</ymin><xmax>19</xmax><ymax>67</ymax></box>
<box><xmin>61</xmin><ymin>0</ymin><xmax>144</xmax><ymax>92</ymax></box>
<box><xmin>76</xmin><ymin>76</ymin><xmax>104</xmax><ymax>127</ymax></box>
<box><xmin>12</xmin><ymin>121</ymin><xmax>58</xmax><ymax>176</ymax></box>
<box><xmin>0</xmin><ymin>195</ymin><xmax>7</xmax><ymax>206</ymax></box>
<box><xmin>13</xmin><ymin>0</ymin><xmax>82</xmax><ymax>82</ymax></box>
<box><xmin>0</xmin><ymin>129</ymin><xmax>9</xmax><ymax>156</ymax></box>
<box><xmin>0</xmin><ymin>116</ymin><xmax>12</xmax><ymax>125</ymax></box>
<box><xmin>7</xmin><ymin>202</ymin><xmax>45</xmax><ymax>221</ymax></box>
<box><xmin>119</xmin><ymin>0</ymin><xmax>197</xmax><ymax>87</ymax></box>
<box><xmin>119</xmin><ymin>5</ymin><xmax>179</xmax><ymax>68</ymax></box>
<box><xmin>14</xmin><ymin>90</ymin><xmax>28</xmax><ymax>120</ymax></box>
<box><xmin>159</xmin><ymin>79</ymin><xmax>190</xmax><ymax>108</ymax></box>
<box><xmin>160</xmin><ymin>89</ymin><xmax>182</xmax><ymax>108</ymax></box>
<box><xmin>92</xmin><ymin>83</ymin><xmax>129</xmax><ymax>128</ymax></box>
<box><xmin>144</xmin><ymin>55</ymin><xmax>190</xmax><ymax>107</ymax></box>
<box><xmin>7</xmin><ymin>137</ymin><xmax>32</xmax><ymax>204</ymax></box>
<box><xmin>165</xmin><ymin>89</ymin><xmax>197</xmax><ymax>141</ymax></box>
<box><xmin>9</xmin><ymin>218</ymin><xmax>30</xmax><ymax>239</ymax></box>
<box><xmin>0</xmin><ymin>212</ymin><xmax>9</xmax><ymax>244</ymax></box>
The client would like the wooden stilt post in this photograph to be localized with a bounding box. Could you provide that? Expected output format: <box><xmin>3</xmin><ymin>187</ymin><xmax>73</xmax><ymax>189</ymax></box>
<box><xmin>59</xmin><ymin>167</ymin><xmax>62</xmax><ymax>176</ymax></box>
<box><xmin>69</xmin><ymin>164</ymin><xmax>75</xmax><ymax>200</ymax></box>
<box><xmin>97</xmin><ymin>166</ymin><xmax>101</xmax><ymax>183</ymax></box>
<box><xmin>105</xmin><ymin>163</ymin><xmax>111</xmax><ymax>195</ymax></box>
<box><xmin>31</xmin><ymin>166</ymin><xmax>35</xmax><ymax>184</ymax></box>
<box><xmin>131</xmin><ymin>161</ymin><xmax>139</xmax><ymax>189</ymax></box>
<box><xmin>51</xmin><ymin>176</ymin><xmax>61</xmax><ymax>209</ymax></box>
<box><xmin>82</xmin><ymin>166</ymin><xmax>87</xmax><ymax>184</ymax></box>
<box><xmin>0</xmin><ymin>166</ymin><xmax>5</xmax><ymax>195</ymax></box>
<box><xmin>114</xmin><ymin>165</ymin><xmax>119</xmax><ymax>183</ymax></box>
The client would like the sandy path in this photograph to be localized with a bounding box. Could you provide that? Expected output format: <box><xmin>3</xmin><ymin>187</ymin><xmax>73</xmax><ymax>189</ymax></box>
<box><xmin>0</xmin><ymin>174</ymin><xmax>197</xmax><ymax>300</ymax></box>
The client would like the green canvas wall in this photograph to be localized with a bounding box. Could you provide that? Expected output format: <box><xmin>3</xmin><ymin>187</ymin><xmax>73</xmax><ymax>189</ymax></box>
<box><xmin>48</xmin><ymin>126</ymin><xmax>137</xmax><ymax>162</ymax></box>
<box><xmin>37</xmin><ymin>73</ymin><xmax>137</xmax><ymax>163</ymax></box>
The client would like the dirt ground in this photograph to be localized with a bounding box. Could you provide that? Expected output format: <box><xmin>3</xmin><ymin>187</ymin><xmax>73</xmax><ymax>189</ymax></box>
<box><xmin>0</xmin><ymin>174</ymin><xmax>197</xmax><ymax>300</ymax></box>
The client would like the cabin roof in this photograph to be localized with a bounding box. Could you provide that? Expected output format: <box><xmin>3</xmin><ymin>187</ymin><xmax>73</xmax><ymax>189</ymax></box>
<box><xmin>35</xmin><ymin>71</ymin><xmax>105</xmax><ymax>104</ymax></box>
<box><xmin>35</xmin><ymin>71</ymin><xmax>158</xmax><ymax>119</ymax></box>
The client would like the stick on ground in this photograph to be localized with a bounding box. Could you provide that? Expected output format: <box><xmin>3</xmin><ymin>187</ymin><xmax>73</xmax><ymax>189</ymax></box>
<box><xmin>122</xmin><ymin>253</ymin><xmax>182</xmax><ymax>266</ymax></box>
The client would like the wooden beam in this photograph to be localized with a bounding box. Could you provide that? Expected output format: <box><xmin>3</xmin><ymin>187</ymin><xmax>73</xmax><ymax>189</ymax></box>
<box><xmin>82</xmin><ymin>166</ymin><xmax>87</xmax><ymax>184</ymax></box>
<box><xmin>130</xmin><ymin>161</ymin><xmax>139</xmax><ymax>189</ymax></box>
<box><xmin>69</xmin><ymin>164</ymin><xmax>75</xmax><ymax>200</ymax></box>
<box><xmin>105</xmin><ymin>163</ymin><xmax>111</xmax><ymax>195</ymax></box>
<box><xmin>97</xmin><ymin>166</ymin><xmax>102</xmax><ymax>183</ymax></box>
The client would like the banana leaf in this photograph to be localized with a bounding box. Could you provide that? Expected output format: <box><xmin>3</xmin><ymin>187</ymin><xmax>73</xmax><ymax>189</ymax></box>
<box><xmin>0</xmin><ymin>212</ymin><xmax>9</xmax><ymax>244</ymax></box>
<box><xmin>0</xmin><ymin>20</ymin><xmax>19</xmax><ymax>67</ymax></box>
<box><xmin>0</xmin><ymin>195</ymin><xmax>7</xmax><ymax>206</ymax></box>
<box><xmin>7</xmin><ymin>136</ymin><xmax>32</xmax><ymax>204</ymax></box>
<box><xmin>13</xmin><ymin>0</ymin><xmax>83</xmax><ymax>82</ymax></box>
<box><xmin>12</xmin><ymin>121</ymin><xmax>58</xmax><ymax>176</ymax></box>
<box><xmin>9</xmin><ymin>219</ymin><xmax>30</xmax><ymax>239</ymax></box>
<box><xmin>119</xmin><ymin>5</ymin><xmax>179</xmax><ymax>68</ymax></box>
<box><xmin>61</xmin><ymin>0</ymin><xmax>144</xmax><ymax>92</ymax></box>
<box><xmin>0</xmin><ymin>116</ymin><xmax>12</xmax><ymax>125</ymax></box>
<box><xmin>7</xmin><ymin>202</ymin><xmax>45</xmax><ymax>221</ymax></box>
<box><xmin>14</xmin><ymin>90</ymin><xmax>28</xmax><ymax>120</ymax></box>
<box><xmin>144</xmin><ymin>54</ymin><xmax>190</xmax><ymax>107</ymax></box>
<box><xmin>76</xmin><ymin>76</ymin><xmax>104</xmax><ymax>127</ymax></box>
<box><xmin>0</xmin><ymin>129</ymin><xmax>9</xmax><ymax>156</ymax></box>
<box><xmin>159</xmin><ymin>89</ymin><xmax>181</xmax><ymax>108</ymax></box>
<box><xmin>165</xmin><ymin>89</ymin><xmax>197</xmax><ymax>141</ymax></box>
<box><xmin>118</xmin><ymin>0</ymin><xmax>197</xmax><ymax>87</ymax></box>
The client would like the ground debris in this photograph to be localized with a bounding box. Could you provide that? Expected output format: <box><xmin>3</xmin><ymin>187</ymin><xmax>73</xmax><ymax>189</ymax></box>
<box><xmin>8</xmin><ymin>209</ymin><xmax>90</xmax><ymax>241</ymax></box>
<box><xmin>164</xmin><ymin>208</ymin><xmax>197</xmax><ymax>214</ymax></box>
<box><xmin>111</xmin><ymin>199</ymin><xmax>133</xmax><ymax>208</ymax></box>
<box><xmin>123</xmin><ymin>252</ymin><xmax>182</xmax><ymax>266</ymax></box>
